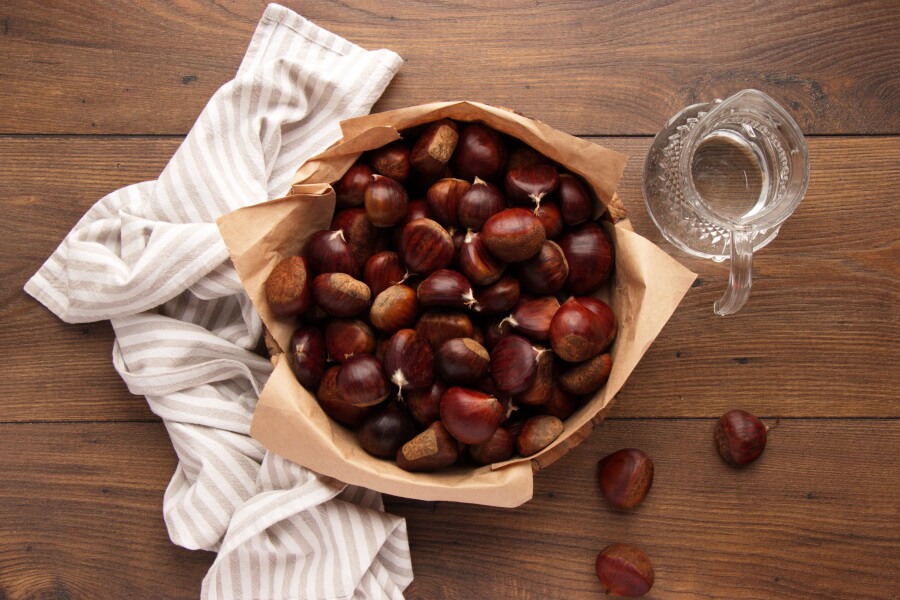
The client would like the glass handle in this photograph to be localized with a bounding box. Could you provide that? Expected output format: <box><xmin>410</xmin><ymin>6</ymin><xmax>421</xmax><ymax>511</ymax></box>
<box><xmin>714</xmin><ymin>230</ymin><xmax>754</xmax><ymax>316</ymax></box>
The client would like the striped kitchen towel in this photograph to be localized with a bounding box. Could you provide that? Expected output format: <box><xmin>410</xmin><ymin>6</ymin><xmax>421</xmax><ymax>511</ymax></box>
<box><xmin>24</xmin><ymin>4</ymin><xmax>412</xmax><ymax>599</ymax></box>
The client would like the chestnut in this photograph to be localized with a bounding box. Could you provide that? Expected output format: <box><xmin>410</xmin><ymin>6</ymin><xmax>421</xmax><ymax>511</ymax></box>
<box><xmin>440</xmin><ymin>386</ymin><xmax>505</xmax><ymax>444</ymax></box>
<box><xmin>358</xmin><ymin>403</ymin><xmax>418</xmax><ymax>459</ymax></box>
<box><xmin>595</xmin><ymin>544</ymin><xmax>654</xmax><ymax>598</ymax></box>
<box><xmin>331</xmin><ymin>207</ymin><xmax>382</xmax><ymax>269</ymax></box>
<box><xmin>436</xmin><ymin>337</ymin><xmax>490</xmax><ymax>384</ymax></box>
<box><xmin>417</xmin><ymin>269</ymin><xmax>479</xmax><ymax>310</ymax></box>
<box><xmin>396</xmin><ymin>421</ymin><xmax>460</xmax><ymax>472</ymax></box>
<box><xmin>483</xmin><ymin>317</ymin><xmax>514</xmax><ymax>349</ymax></box>
<box><xmin>534</xmin><ymin>200</ymin><xmax>564</xmax><ymax>239</ymax></box>
<box><xmin>265</xmin><ymin>256</ymin><xmax>311</xmax><ymax>317</ymax></box>
<box><xmin>316</xmin><ymin>366</ymin><xmax>375</xmax><ymax>429</ymax></box>
<box><xmin>405</xmin><ymin>199</ymin><xmax>434</xmax><ymax>223</ymax></box>
<box><xmin>597</xmin><ymin>448</ymin><xmax>654</xmax><ymax>509</ymax></box>
<box><xmin>502</xmin><ymin>296</ymin><xmax>560</xmax><ymax>341</ymax></box>
<box><xmin>714</xmin><ymin>409</ymin><xmax>767</xmax><ymax>466</ymax></box>
<box><xmin>558</xmin><ymin>221</ymin><xmax>614</xmax><ymax>294</ymax></box>
<box><xmin>474</xmin><ymin>276</ymin><xmax>520</xmax><ymax>315</ymax></box>
<box><xmin>370</xmin><ymin>284</ymin><xmax>419</xmax><ymax>332</ymax></box>
<box><xmin>383</xmin><ymin>329</ymin><xmax>434</xmax><ymax>394</ymax></box>
<box><xmin>426</xmin><ymin>178</ymin><xmax>471</xmax><ymax>228</ymax></box>
<box><xmin>363</xmin><ymin>251</ymin><xmax>407</xmax><ymax>297</ymax></box>
<box><xmin>469</xmin><ymin>427</ymin><xmax>515</xmax><ymax>465</ymax></box>
<box><xmin>482</xmin><ymin>208</ymin><xmax>546</xmax><ymax>262</ymax></box>
<box><xmin>324</xmin><ymin>318</ymin><xmax>375</xmax><ymax>363</ymax></box>
<box><xmin>559</xmin><ymin>352</ymin><xmax>612</xmax><ymax>395</ymax></box>
<box><xmin>517</xmin><ymin>240</ymin><xmax>569</xmax><ymax>295</ymax></box>
<box><xmin>490</xmin><ymin>335</ymin><xmax>545</xmax><ymax>395</ymax></box>
<box><xmin>513</xmin><ymin>346</ymin><xmax>553</xmax><ymax>406</ymax></box>
<box><xmin>365</xmin><ymin>175</ymin><xmax>409</xmax><ymax>227</ymax></box>
<box><xmin>311</xmin><ymin>273</ymin><xmax>371</xmax><ymax>317</ymax></box>
<box><xmin>334</xmin><ymin>161</ymin><xmax>373</xmax><ymax>208</ymax></box>
<box><xmin>507</xmin><ymin>146</ymin><xmax>551</xmax><ymax>171</ymax></box>
<box><xmin>399</xmin><ymin>218</ymin><xmax>455</xmax><ymax>275</ymax></box>
<box><xmin>516</xmin><ymin>415</ymin><xmax>564</xmax><ymax>457</ymax></box>
<box><xmin>550</xmin><ymin>297</ymin><xmax>607</xmax><ymax>362</ymax></box>
<box><xmin>459</xmin><ymin>230</ymin><xmax>506</xmax><ymax>286</ymax></box>
<box><xmin>410</xmin><ymin>119</ymin><xmax>459</xmax><ymax>174</ymax></box>
<box><xmin>453</xmin><ymin>123</ymin><xmax>507</xmax><ymax>181</ymax></box>
<box><xmin>504</xmin><ymin>164</ymin><xmax>560</xmax><ymax>208</ymax></box>
<box><xmin>305</xmin><ymin>229</ymin><xmax>358</xmax><ymax>276</ymax></box>
<box><xmin>458</xmin><ymin>177</ymin><xmax>506</xmax><ymax>231</ymax></box>
<box><xmin>406</xmin><ymin>380</ymin><xmax>446</xmax><ymax>426</ymax></box>
<box><xmin>576</xmin><ymin>296</ymin><xmax>618</xmax><ymax>351</ymax></box>
<box><xmin>536</xmin><ymin>388</ymin><xmax>580</xmax><ymax>420</ymax></box>
<box><xmin>368</xmin><ymin>141</ymin><xmax>410</xmax><ymax>182</ymax></box>
<box><xmin>557</xmin><ymin>173</ymin><xmax>594</xmax><ymax>226</ymax></box>
<box><xmin>415</xmin><ymin>310</ymin><xmax>474</xmax><ymax>349</ymax></box>
<box><xmin>290</xmin><ymin>326</ymin><xmax>326</xmax><ymax>390</ymax></box>
<box><xmin>336</xmin><ymin>354</ymin><xmax>390</xmax><ymax>407</ymax></box>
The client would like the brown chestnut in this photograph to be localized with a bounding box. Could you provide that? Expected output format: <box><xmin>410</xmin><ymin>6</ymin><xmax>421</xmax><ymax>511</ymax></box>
<box><xmin>336</xmin><ymin>354</ymin><xmax>390</xmax><ymax>407</ymax></box>
<box><xmin>316</xmin><ymin>366</ymin><xmax>374</xmax><ymax>428</ymax></box>
<box><xmin>331</xmin><ymin>207</ymin><xmax>382</xmax><ymax>269</ymax></box>
<box><xmin>396</xmin><ymin>422</ymin><xmax>460</xmax><ymax>471</ymax></box>
<box><xmin>482</xmin><ymin>208</ymin><xmax>546</xmax><ymax>262</ymax></box>
<box><xmin>504</xmin><ymin>164</ymin><xmax>560</xmax><ymax>208</ymax></box>
<box><xmin>534</xmin><ymin>200</ymin><xmax>564</xmax><ymax>239</ymax></box>
<box><xmin>383</xmin><ymin>329</ymin><xmax>434</xmax><ymax>394</ymax></box>
<box><xmin>550</xmin><ymin>297</ymin><xmax>607</xmax><ymax>362</ymax></box>
<box><xmin>311</xmin><ymin>273</ymin><xmax>371</xmax><ymax>317</ymax></box>
<box><xmin>370</xmin><ymin>284</ymin><xmax>419</xmax><ymax>332</ymax></box>
<box><xmin>410</xmin><ymin>119</ymin><xmax>459</xmax><ymax>174</ymax></box>
<box><xmin>517</xmin><ymin>240</ymin><xmax>569</xmax><ymax>295</ymax></box>
<box><xmin>334</xmin><ymin>161</ymin><xmax>373</xmax><ymax>208</ymax></box>
<box><xmin>363</xmin><ymin>251</ymin><xmax>408</xmax><ymax>297</ymax></box>
<box><xmin>358</xmin><ymin>403</ymin><xmax>418</xmax><ymax>459</ymax></box>
<box><xmin>440</xmin><ymin>387</ymin><xmax>505</xmax><ymax>444</ymax></box>
<box><xmin>598</xmin><ymin>448</ymin><xmax>654</xmax><ymax>509</ymax></box>
<box><xmin>459</xmin><ymin>230</ymin><xmax>506</xmax><ymax>286</ymax></box>
<box><xmin>365</xmin><ymin>175</ymin><xmax>409</xmax><ymax>228</ymax></box>
<box><xmin>415</xmin><ymin>311</ymin><xmax>474</xmax><ymax>348</ymax></box>
<box><xmin>469</xmin><ymin>427</ymin><xmax>515</xmax><ymax>465</ymax></box>
<box><xmin>426</xmin><ymin>178</ymin><xmax>471</xmax><ymax>228</ymax></box>
<box><xmin>513</xmin><ymin>346</ymin><xmax>553</xmax><ymax>406</ymax></box>
<box><xmin>483</xmin><ymin>317</ymin><xmax>514</xmax><ymax>349</ymax></box>
<box><xmin>536</xmin><ymin>388</ymin><xmax>580</xmax><ymax>420</ymax></box>
<box><xmin>474</xmin><ymin>276</ymin><xmax>520</xmax><ymax>316</ymax></box>
<box><xmin>399</xmin><ymin>218</ymin><xmax>455</xmax><ymax>275</ymax></box>
<box><xmin>558</xmin><ymin>221</ymin><xmax>614</xmax><ymax>295</ymax></box>
<box><xmin>595</xmin><ymin>544</ymin><xmax>654</xmax><ymax>598</ymax></box>
<box><xmin>405</xmin><ymin>199</ymin><xmax>434</xmax><ymax>223</ymax></box>
<box><xmin>490</xmin><ymin>335</ymin><xmax>546</xmax><ymax>395</ymax></box>
<box><xmin>290</xmin><ymin>326</ymin><xmax>326</xmax><ymax>389</ymax></box>
<box><xmin>265</xmin><ymin>256</ymin><xmax>311</xmax><ymax>317</ymax></box>
<box><xmin>507</xmin><ymin>146</ymin><xmax>551</xmax><ymax>171</ymax></box>
<box><xmin>576</xmin><ymin>297</ymin><xmax>618</xmax><ymax>351</ymax></box>
<box><xmin>714</xmin><ymin>409</ymin><xmax>767</xmax><ymax>466</ymax></box>
<box><xmin>406</xmin><ymin>380</ymin><xmax>446</xmax><ymax>426</ymax></box>
<box><xmin>453</xmin><ymin>123</ymin><xmax>507</xmax><ymax>181</ymax></box>
<box><xmin>502</xmin><ymin>296</ymin><xmax>560</xmax><ymax>341</ymax></box>
<box><xmin>305</xmin><ymin>229</ymin><xmax>358</xmax><ymax>276</ymax></box>
<box><xmin>324</xmin><ymin>318</ymin><xmax>375</xmax><ymax>363</ymax></box>
<box><xmin>458</xmin><ymin>177</ymin><xmax>506</xmax><ymax>231</ymax></box>
<box><xmin>368</xmin><ymin>141</ymin><xmax>410</xmax><ymax>182</ymax></box>
<box><xmin>516</xmin><ymin>415</ymin><xmax>564</xmax><ymax>457</ymax></box>
<box><xmin>417</xmin><ymin>269</ymin><xmax>479</xmax><ymax>310</ymax></box>
<box><xmin>557</xmin><ymin>173</ymin><xmax>594</xmax><ymax>226</ymax></box>
<box><xmin>436</xmin><ymin>338</ymin><xmax>490</xmax><ymax>384</ymax></box>
<box><xmin>559</xmin><ymin>352</ymin><xmax>612</xmax><ymax>395</ymax></box>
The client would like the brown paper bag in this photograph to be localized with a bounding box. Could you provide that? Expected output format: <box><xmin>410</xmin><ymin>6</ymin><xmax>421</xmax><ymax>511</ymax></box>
<box><xmin>217</xmin><ymin>102</ymin><xmax>696</xmax><ymax>507</ymax></box>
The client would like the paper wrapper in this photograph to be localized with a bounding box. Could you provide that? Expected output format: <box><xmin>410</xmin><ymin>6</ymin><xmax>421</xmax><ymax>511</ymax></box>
<box><xmin>217</xmin><ymin>102</ymin><xmax>697</xmax><ymax>507</ymax></box>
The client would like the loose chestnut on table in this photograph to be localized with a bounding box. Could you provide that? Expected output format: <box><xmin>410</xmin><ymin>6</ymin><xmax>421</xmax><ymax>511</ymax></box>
<box><xmin>597</xmin><ymin>448</ymin><xmax>654</xmax><ymax>509</ymax></box>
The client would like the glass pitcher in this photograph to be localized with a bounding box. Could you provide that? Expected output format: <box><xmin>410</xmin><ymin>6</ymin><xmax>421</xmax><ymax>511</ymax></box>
<box><xmin>643</xmin><ymin>89</ymin><xmax>810</xmax><ymax>315</ymax></box>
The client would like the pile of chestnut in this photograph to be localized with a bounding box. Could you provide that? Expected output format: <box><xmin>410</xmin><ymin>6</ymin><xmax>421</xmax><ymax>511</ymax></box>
<box><xmin>264</xmin><ymin>119</ymin><xmax>617</xmax><ymax>472</ymax></box>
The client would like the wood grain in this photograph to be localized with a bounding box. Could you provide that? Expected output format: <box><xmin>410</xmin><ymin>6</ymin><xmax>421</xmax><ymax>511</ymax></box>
<box><xmin>1</xmin><ymin>0</ymin><xmax>897</xmax><ymax>135</ymax></box>
<box><xmin>2</xmin><ymin>136</ymin><xmax>896</xmax><ymax>422</ymax></box>
<box><xmin>1</xmin><ymin>420</ymin><xmax>895</xmax><ymax>599</ymax></box>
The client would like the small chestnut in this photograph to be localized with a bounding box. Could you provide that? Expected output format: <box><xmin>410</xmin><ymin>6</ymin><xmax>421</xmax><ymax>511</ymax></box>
<box><xmin>305</xmin><ymin>229</ymin><xmax>358</xmax><ymax>276</ymax></box>
<box><xmin>334</xmin><ymin>161</ymin><xmax>373</xmax><ymax>208</ymax></box>
<box><xmin>502</xmin><ymin>296</ymin><xmax>560</xmax><ymax>341</ymax></box>
<box><xmin>516</xmin><ymin>415</ymin><xmax>564</xmax><ymax>457</ymax></box>
<box><xmin>440</xmin><ymin>386</ymin><xmax>505</xmax><ymax>445</ymax></box>
<box><xmin>595</xmin><ymin>544</ymin><xmax>654</xmax><ymax>598</ymax></box>
<box><xmin>534</xmin><ymin>200</ymin><xmax>564</xmax><ymax>239</ymax></box>
<box><xmin>714</xmin><ymin>409</ymin><xmax>767</xmax><ymax>466</ymax></box>
<box><xmin>415</xmin><ymin>311</ymin><xmax>474</xmax><ymax>349</ymax></box>
<box><xmin>406</xmin><ymin>380</ymin><xmax>447</xmax><ymax>426</ymax></box>
<box><xmin>331</xmin><ymin>207</ymin><xmax>382</xmax><ymax>269</ymax></box>
<box><xmin>558</xmin><ymin>221</ymin><xmax>615</xmax><ymax>295</ymax></box>
<box><xmin>490</xmin><ymin>335</ymin><xmax>545</xmax><ymax>395</ymax></box>
<box><xmin>550</xmin><ymin>297</ymin><xmax>607</xmax><ymax>362</ymax></box>
<box><xmin>458</xmin><ymin>177</ymin><xmax>506</xmax><ymax>231</ymax></box>
<box><xmin>316</xmin><ymin>366</ymin><xmax>375</xmax><ymax>429</ymax></box>
<box><xmin>324</xmin><ymin>318</ymin><xmax>375</xmax><ymax>363</ymax></box>
<box><xmin>368</xmin><ymin>141</ymin><xmax>410</xmax><ymax>182</ymax></box>
<box><xmin>504</xmin><ymin>164</ymin><xmax>560</xmax><ymax>208</ymax></box>
<box><xmin>474</xmin><ymin>276</ymin><xmax>520</xmax><ymax>316</ymax></box>
<box><xmin>311</xmin><ymin>273</ymin><xmax>371</xmax><ymax>317</ymax></box>
<box><xmin>435</xmin><ymin>337</ymin><xmax>491</xmax><ymax>385</ymax></box>
<box><xmin>597</xmin><ymin>448</ymin><xmax>654</xmax><ymax>509</ymax></box>
<box><xmin>517</xmin><ymin>240</ymin><xmax>569</xmax><ymax>295</ymax></box>
<box><xmin>370</xmin><ymin>284</ymin><xmax>419</xmax><ymax>332</ymax></box>
<box><xmin>557</xmin><ymin>173</ymin><xmax>594</xmax><ymax>226</ymax></box>
<box><xmin>459</xmin><ymin>230</ymin><xmax>506</xmax><ymax>286</ymax></box>
<box><xmin>559</xmin><ymin>352</ymin><xmax>612</xmax><ymax>395</ymax></box>
<box><xmin>453</xmin><ymin>123</ymin><xmax>508</xmax><ymax>181</ymax></box>
<box><xmin>383</xmin><ymin>328</ymin><xmax>434</xmax><ymax>394</ymax></box>
<box><xmin>396</xmin><ymin>422</ymin><xmax>460</xmax><ymax>472</ymax></box>
<box><xmin>265</xmin><ymin>256</ymin><xmax>311</xmax><ymax>317</ymax></box>
<box><xmin>363</xmin><ymin>251</ymin><xmax>408</xmax><ymax>297</ymax></box>
<box><xmin>469</xmin><ymin>427</ymin><xmax>515</xmax><ymax>465</ymax></box>
<box><xmin>336</xmin><ymin>354</ymin><xmax>390</xmax><ymax>407</ymax></box>
<box><xmin>426</xmin><ymin>178</ymin><xmax>471</xmax><ymax>228</ymax></box>
<box><xmin>365</xmin><ymin>175</ymin><xmax>409</xmax><ymax>227</ymax></box>
<box><xmin>482</xmin><ymin>208</ymin><xmax>546</xmax><ymax>263</ymax></box>
<box><xmin>514</xmin><ymin>345</ymin><xmax>554</xmax><ymax>406</ymax></box>
<box><xmin>417</xmin><ymin>269</ymin><xmax>479</xmax><ymax>310</ymax></box>
<box><xmin>290</xmin><ymin>326</ymin><xmax>326</xmax><ymax>390</ymax></box>
<box><xmin>399</xmin><ymin>218</ymin><xmax>455</xmax><ymax>275</ymax></box>
<box><xmin>410</xmin><ymin>119</ymin><xmax>459</xmax><ymax>174</ymax></box>
<box><xmin>358</xmin><ymin>403</ymin><xmax>418</xmax><ymax>459</ymax></box>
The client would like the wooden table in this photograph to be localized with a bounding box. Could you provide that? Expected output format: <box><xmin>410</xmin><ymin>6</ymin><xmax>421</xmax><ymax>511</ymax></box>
<box><xmin>2</xmin><ymin>1</ymin><xmax>897</xmax><ymax>598</ymax></box>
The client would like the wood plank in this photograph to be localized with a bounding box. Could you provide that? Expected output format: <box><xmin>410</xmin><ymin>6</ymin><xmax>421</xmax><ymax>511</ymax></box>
<box><xmin>1</xmin><ymin>136</ymin><xmax>896</xmax><ymax>421</ymax></box>
<box><xmin>1</xmin><ymin>420</ymin><xmax>896</xmax><ymax>599</ymax></box>
<box><xmin>1</xmin><ymin>0</ymin><xmax>898</xmax><ymax>135</ymax></box>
